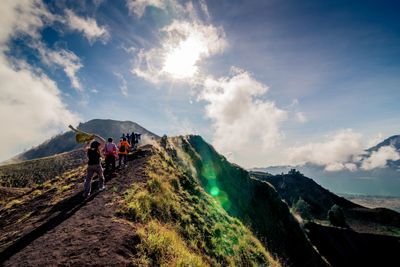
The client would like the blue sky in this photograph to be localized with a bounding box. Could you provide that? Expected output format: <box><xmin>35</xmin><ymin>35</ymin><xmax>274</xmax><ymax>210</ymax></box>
<box><xmin>1</xmin><ymin>0</ymin><xmax>399</xmax><ymax>169</ymax></box>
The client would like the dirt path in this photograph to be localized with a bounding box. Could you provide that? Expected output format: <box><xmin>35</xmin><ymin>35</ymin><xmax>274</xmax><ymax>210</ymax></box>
<box><xmin>2</xmin><ymin>147</ymin><xmax>152</xmax><ymax>267</ymax></box>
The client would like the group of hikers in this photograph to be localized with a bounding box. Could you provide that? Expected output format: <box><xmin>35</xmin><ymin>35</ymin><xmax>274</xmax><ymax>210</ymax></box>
<box><xmin>83</xmin><ymin>132</ymin><xmax>141</xmax><ymax>198</ymax></box>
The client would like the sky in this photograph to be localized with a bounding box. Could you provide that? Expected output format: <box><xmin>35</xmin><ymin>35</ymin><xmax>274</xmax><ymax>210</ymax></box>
<box><xmin>1</xmin><ymin>0</ymin><xmax>400</xmax><ymax>169</ymax></box>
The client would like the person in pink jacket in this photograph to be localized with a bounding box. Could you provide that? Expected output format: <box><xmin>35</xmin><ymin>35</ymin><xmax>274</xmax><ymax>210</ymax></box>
<box><xmin>104</xmin><ymin>137</ymin><xmax>118</xmax><ymax>173</ymax></box>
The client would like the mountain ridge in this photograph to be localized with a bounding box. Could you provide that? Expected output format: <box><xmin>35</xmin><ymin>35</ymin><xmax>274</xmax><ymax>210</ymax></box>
<box><xmin>3</xmin><ymin>119</ymin><xmax>159</xmax><ymax>164</ymax></box>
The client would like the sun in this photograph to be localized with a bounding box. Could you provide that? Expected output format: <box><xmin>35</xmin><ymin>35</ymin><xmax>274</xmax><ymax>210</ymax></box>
<box><xmin>162</xmin><ymin>33</ymin><xmax>206</xmax><ymax>79</ymax></box>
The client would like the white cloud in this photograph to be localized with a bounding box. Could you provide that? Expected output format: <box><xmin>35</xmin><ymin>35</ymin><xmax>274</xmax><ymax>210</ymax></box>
<box><xmin>325</xmin><ymin>162</ymin><xmax>358</xmax><ymax>172</ymax></box>
<box><xmin>361</xmin><ymin>146</ymin><xmax>400</xmax><ymax>170</ymax></box>
<box><xmin>295</xmin><ymin>112</ymin><xmax>307</xmax><ymax>123</ymax></box>
<box><xmin>65</xmin><ymin>9</ymin><xmax>109</xmax><ymax>44</ymax></box>
<box><xmin>198</xmin><ymin>0</ymin><xmax>211</xmax><ymax>20</ymax></box>
<box><xmin>0</xmin><ymin>0</ymin><xmax>79</xmax><ymax>161</ymax></box>
<box><xmin>0</xmin><ymin>0</ymin><xmax>53</xmax><ymax>50</ymax></box>
<box><xmin>199</xmin><ymin>69</ymin><xmax>287</xmax><ymax>161</ymax></box>
<box><xmin>132</xmin><ymin>20</ymin><xmax>227</xmax><ymax>83</ymax></box>
<box><xmin>114</xmin><ymin>72</ymin><xmax>128</xmax><ymax>96</ymax></box>
<box><xmin>0</xmin><ymin>56</ymin><xmax>79</xmax><ymax>161</ymax></box>
<box><xmin>35</xmin><ymin>43</ymin><xmax>84</xmax><ymax>91</ymax></box>
<box><xmin>286</xmin><ymin>130</ymin><xmax>399</xmax><ymax>172</ymax></box>
<box><xmin>367</xmin><ymin>132</ymin><xmax>383</xmax><ymax>148</ymax></box>
<box><xmin>126</xmin><ymin>0</ymin><xmax>166</xmax><ymax>17</ymax></box>
<box><xmin>288</xmin><ymin>129</ymin><xmax>364</xmax><ymax>170</ymax></box>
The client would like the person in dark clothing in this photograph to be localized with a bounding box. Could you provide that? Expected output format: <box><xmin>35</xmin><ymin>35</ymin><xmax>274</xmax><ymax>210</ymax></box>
<box><xmin>84</xmin><ymin>135</ymin><xmax>106</xmax><ymax>198</ymax></box>
<box><xmin>130</xmin><ymin>132</ymin><xmax>135</xmax><ymax>147</ymax></box>
<box><xmin>126</xmin><ymin>133</ymin><xmax>131</xmax><ymax>145</ymax></box>
<box><xmin>135</xmin><ymin>133</ymin><xmax>141</xmax><ymax>145</ymax></box>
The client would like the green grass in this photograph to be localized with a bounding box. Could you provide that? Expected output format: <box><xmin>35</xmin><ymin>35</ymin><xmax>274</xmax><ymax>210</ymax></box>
<box><xmin>118</xmin><ymin>149</ymin><xmax>279</xmax><ymax>266</ymax></box>
<box><xmin>133</xmin><ymin>220</ymin><xmax>206</xmax><ymax>266</ymax></box>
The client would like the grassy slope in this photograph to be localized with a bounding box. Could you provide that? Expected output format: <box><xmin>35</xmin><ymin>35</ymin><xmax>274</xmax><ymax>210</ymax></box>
<box><xmin>118</xmin><ymin>146</ymin><xmax>279</xmax><ymax>266</ymax></box>
<box><xmin>166</xmin><ymin>136</ymin><xmax>327</xmax><ymax>267</ymax></box>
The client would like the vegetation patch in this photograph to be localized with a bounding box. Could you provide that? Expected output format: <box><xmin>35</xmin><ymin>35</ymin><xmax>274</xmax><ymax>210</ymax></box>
<box><xmin>133</xmin><ymin>220</ymin><xmax>206</xmax><ymax>266</ymax></box>
<box><xmin>118</xmin><ymin>149</ymin><xmax>279</xmax><ymax>266</ymax></box>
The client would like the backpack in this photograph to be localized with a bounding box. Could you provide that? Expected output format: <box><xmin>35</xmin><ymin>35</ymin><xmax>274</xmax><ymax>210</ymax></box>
<box><xmin>104</xmin><ymin>143</ymin><xmax>115</xmax><ymax>156</ymax></box>
<box><xmin>119</xmin><ymin>144</ymin><xmax>126</xmax><ymax>153</ymax></box>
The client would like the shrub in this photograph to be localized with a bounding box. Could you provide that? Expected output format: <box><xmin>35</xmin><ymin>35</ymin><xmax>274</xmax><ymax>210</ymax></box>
<box><xmin>327</xmin><ymin>204</ymin><xmax>347</xmax><ymax>227</ymax></box>
<box><xmin>292</xmin><ymin>197</ymin><xmax>312</xmax><ymax>221</ymax></box>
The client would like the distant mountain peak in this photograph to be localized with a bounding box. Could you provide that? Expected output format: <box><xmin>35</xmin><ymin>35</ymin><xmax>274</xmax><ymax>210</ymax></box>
<box><xmin>368</xmin><ymin>134</ymin><xmax>400</xmax><ymax>152</ymax></box>
<box><xmin>8</xmin><ymin>119</ymin><xmax>159</xmax><ymax>162</ymax></box>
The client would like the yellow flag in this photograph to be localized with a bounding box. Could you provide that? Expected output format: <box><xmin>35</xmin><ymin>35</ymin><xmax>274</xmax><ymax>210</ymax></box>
<box><xmin>68</xmin><ymin>125</ymin><xmax>95</xmax><ymax>144</ymax></box>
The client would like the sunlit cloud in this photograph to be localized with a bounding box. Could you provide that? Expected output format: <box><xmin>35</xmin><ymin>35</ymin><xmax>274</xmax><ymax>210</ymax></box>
<box><xmin>132</xmin><ymin>20</ymin><xmax>227</xmax><ymax>83</ymax></box>
<box><xmin>199</xmin><ymin>68</ymin><xmax>287</xmax><ymax>160</ymax></box>
<box><xmin>162</xmin><ymin>21</ymin><xmax>227</xmax><ymax>79</ymax></box>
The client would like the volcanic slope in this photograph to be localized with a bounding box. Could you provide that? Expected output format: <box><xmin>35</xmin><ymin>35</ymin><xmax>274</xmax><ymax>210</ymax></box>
<box><xmin>1</xmin><ymin>142</ymin><xmax>282</xmax><ymax>266</ymax></box>
<box><xmin>5</xmin><ymin>119</ymin><xmax>159</xmax><ymax>163</ymax></box>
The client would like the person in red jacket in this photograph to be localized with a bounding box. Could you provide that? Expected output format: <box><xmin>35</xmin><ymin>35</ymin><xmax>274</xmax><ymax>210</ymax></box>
<box><xmin>118</xmin><ymin>137</ymin><xmax>131</xmax><ymax>167</ymax></box>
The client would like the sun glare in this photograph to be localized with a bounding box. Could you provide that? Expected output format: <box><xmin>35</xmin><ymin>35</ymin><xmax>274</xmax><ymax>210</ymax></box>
<box><xmin>162</xmin><ymin>33</ymin><xmax>206</xmax><ymax>79</ymax></box>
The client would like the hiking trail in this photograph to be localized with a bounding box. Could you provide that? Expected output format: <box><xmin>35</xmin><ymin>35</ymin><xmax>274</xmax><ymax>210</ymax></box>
<box><xmin>0</xmin><ymin>146</ymin><xmax>153</xmax><ymax>266</ymax></box>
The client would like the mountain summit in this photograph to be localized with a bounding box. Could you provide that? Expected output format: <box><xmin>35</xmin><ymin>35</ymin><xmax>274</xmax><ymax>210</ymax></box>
<box><xmin>367</xmin><ymin>135</ymin><xmax>400</xmax><ymax>152</ymax></box>
<box><xmin>8</xmin><ymin>119</ymin><xmax>158</xmax><ymax>163</ymax></box>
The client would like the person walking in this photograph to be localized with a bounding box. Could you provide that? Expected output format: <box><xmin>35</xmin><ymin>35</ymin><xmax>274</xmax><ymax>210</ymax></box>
<box><xmin>130</xmin><ymin>132</ymin><xmax>136</xmax><ymax>149</ymax></box>
<box><xmin>118</xmin><ymin>137</ymin><xmax>131</xmax><ymax>167</ymax></box>
<box><xmin>104</xmin><ymin>137</ymin><xmax>118</xmax><ymax>174</ymax></box>
<box><xmin>84</xmin><ymin>135</ymin><xmax>106</xmax><ymax>198</ymax></box>
<box><xmin>126</xmin><ymin>133</ymin><xmax>131</xmax><ymax>145</ymax></box>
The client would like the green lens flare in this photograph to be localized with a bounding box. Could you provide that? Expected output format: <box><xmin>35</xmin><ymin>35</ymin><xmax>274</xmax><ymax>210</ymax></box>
<box><xmin>210</xmin><ymin>186</ymin><xmax>220</xmax><ymax>196</ymax></box>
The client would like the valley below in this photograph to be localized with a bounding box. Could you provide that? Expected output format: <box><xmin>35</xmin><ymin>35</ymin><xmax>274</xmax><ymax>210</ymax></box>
<box><xmin>340</xmin><ymin>193</ymin><xmax>400</xmax><ymax>212</ymax></box>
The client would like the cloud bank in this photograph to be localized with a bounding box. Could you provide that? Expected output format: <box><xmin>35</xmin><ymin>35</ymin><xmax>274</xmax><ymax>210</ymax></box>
<box><xmin>361</xmin><ymin>146</ymin><xmax>400</xmax><ymax>170</ymax></box>
<box><xmin>200</xmin><ymin>69</ymin><xmax>287</xmax><ymax>158</ymax></box>
<box><xmin>0</xmin><ymin>0</ymin><xmax>79</xmax><ymax>161</ymax></box>
<box><xmin>288</xmin><ymin>129</ymin><xmax>364</xmax><ymax>170</ymax></box>
<box><xmin>288</xmin><ymin>129</ymin><xmax>400</xmax><ymax>171</ymax></box>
